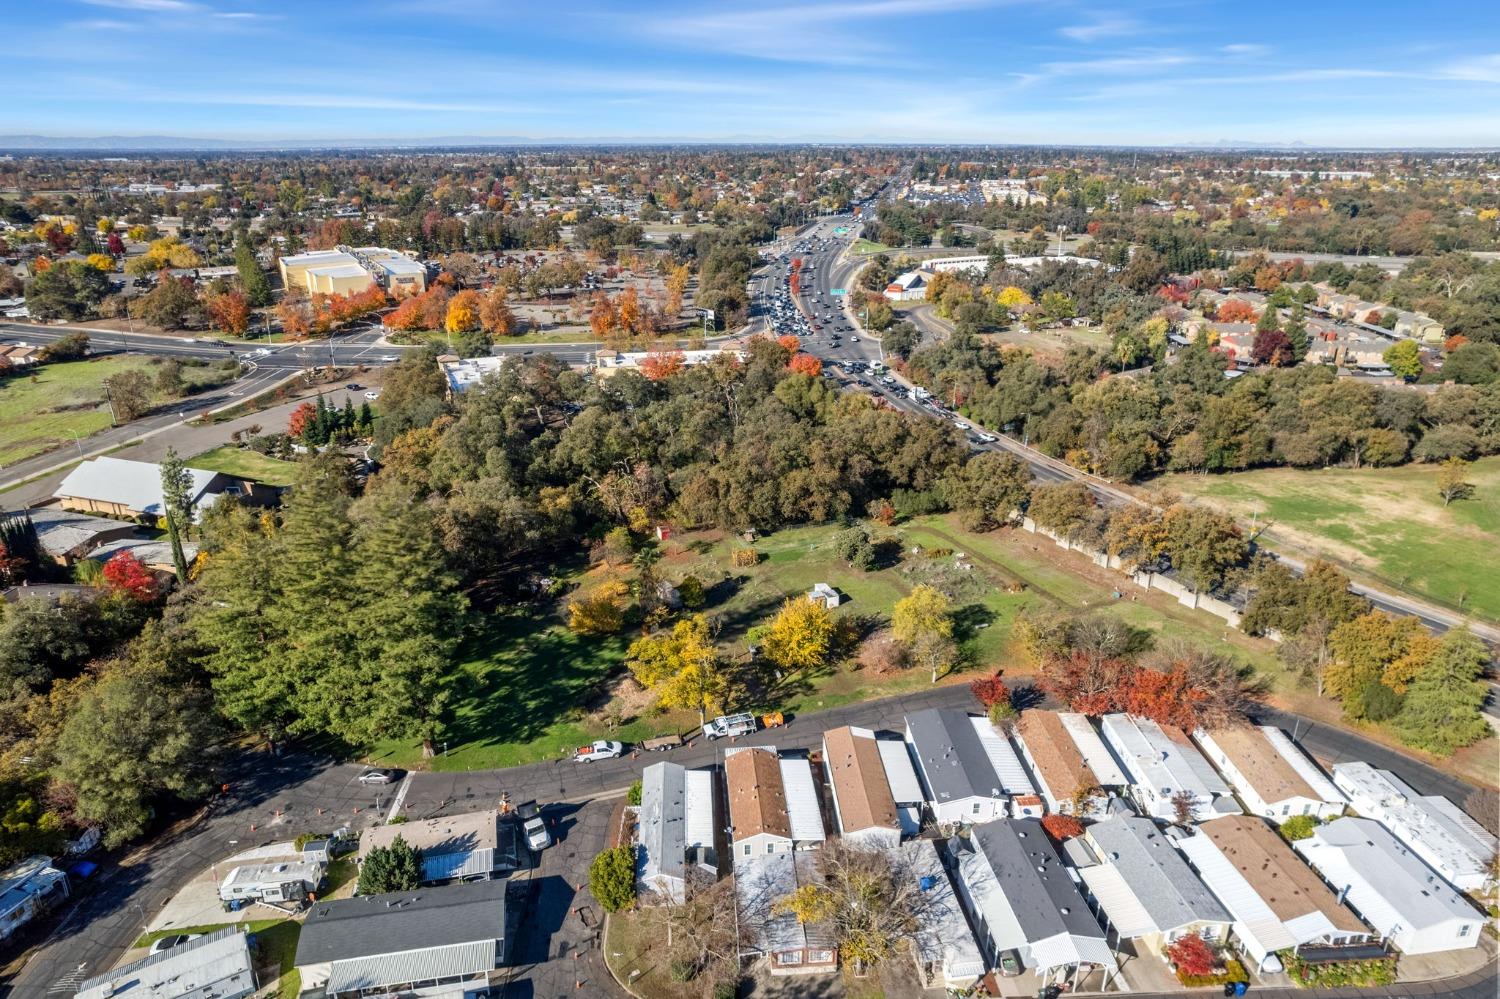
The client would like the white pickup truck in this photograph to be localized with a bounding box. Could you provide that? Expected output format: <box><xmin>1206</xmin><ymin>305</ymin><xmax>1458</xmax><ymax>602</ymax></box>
<box><xmin>702</xmin><ymin>713</ymin><xmax>758</xmax><ymax>740</ymax></box>
<box><xmin>572</xmin><ymin>740</ymin><xmax>624</xmax><ymax>763</ymax></box>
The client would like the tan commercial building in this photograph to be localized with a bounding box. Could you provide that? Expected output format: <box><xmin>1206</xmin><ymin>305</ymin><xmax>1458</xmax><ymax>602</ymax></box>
<box><xmin>278</xmin><ymin>245</ymin><xmax>426</xmax><ymax>297</ymax></box>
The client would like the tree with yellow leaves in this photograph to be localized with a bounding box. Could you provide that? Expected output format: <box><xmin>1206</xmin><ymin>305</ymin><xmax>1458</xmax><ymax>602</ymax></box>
<box><xmin>893</xmin><ymin>584</ymin><xmax>956</xmax><ymax>682</ymax></box>
<box><xmin>617</xmin><ymin>286</ymin><xmax>643</xmax><ymax>337</ymax></box>
<box><xmin>994</xmin><ymin>285</ymin><xmax>1032</xmax><ymax>312</ymax></box>
<box><xmin>85</xmin><ymin>253</ymin><xmax>115</xmax><ymax>272</ymax></box>
<box><xmin>568</xmin><ymin>578</ymin><xmax>630</xmax><ymax>635</ymax></box>
<box><xmin>760</xmin><ymin>596</ymin><xmax>835</xmax><ymax>672</ymax></box>
<box><xmin>626</xmin><ymin>614</ymin><xmax>725</xmax><ymax>724</ymax></box>
<box><xmin>444</xmin><ymin>289</ymin><xmax>481</xmax><ymax>334</ymax></box>
<box><xmin>664</xmin><ymin>263</ymin><xmax>690</xmax><ymax>317</ymax></box>
<box><xmin>124</xmin><ymin>237</ymin><xmax>200</xmax><ymax>276</ymax></box>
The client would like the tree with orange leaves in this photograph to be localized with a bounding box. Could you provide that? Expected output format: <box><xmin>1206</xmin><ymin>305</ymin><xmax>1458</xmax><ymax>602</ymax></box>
<box><xmin>1216</xmin><ymin>298</ymin><xmax>1256</xmax><ymax>323</ymax></box>
<box><xmin>617</xmin><ymin>286</ymin><xmax>643</xmax><ymax>336</ymax></box>
<box><xmin>445</xmin><ymin>289</ymin><xmax>481</xmax><ymax>334</ymax></box>
<box><xmin>1037</xmin><ymin>650</ymin><xmax>1134</xmax><ymax>716</ymax></box>
<box><xmin>589</xmin><ymin>291</ymin><xmax>617</xmax><ymax>339</ymax></box>
<box><xmin>204</xmin><ymin>289</ymin><xmax>250</xmax><ymax>336</ymax></box>
<box><xmin>1121</xmin><ymin>666</ymin><xmax>1208</xmax><ymax>731</ymax></box>
<box><xmin>664</xmin><ymin>263</ymin><xmax>690</xmax><ymax>317</ymax></box>
<box><xmin>1040</xmin><ymin>814</ymin><xmax>1085</xmax><ymax>841</ymax></box>
<box><xmin>276</xmin><ymin>294</ymin><xmax>312</xmax><ymax>338</ymax></box>
<box><xmin>777</xmin><ymin>334</ymin><xmax>801</xmax><ymax>353</ymax></box>
<box><xmin>479</xmin><ymin>286</ymin><xmax>517</xmax><ymax>336</ymax></box>
<box><xmin>788</xmin><ymin>352</ymin><xmax>822</xmax><ymax>377</ymax></box>
<box><xmin>287</xmin><ymin>401</ymin><xmax>317</xmax><ymax>438</ymax></box>
<box><xmin>639</xmin><ymin>350</ymin><xmax>685</xmax><ymax>381</ymax></box>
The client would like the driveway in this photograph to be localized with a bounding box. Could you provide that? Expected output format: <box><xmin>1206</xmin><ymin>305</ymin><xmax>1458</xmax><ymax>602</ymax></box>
<box><xmin>0</xmin><ymin>748</ymin><xmax>386</xmax><ymax>999</ymax></box>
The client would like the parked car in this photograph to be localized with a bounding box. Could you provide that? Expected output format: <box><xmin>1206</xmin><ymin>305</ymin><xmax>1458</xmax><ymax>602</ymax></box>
<box><xmin>572</xmin><ymin>740</ymin><xmax>624</xmax><ymax>762</ymax></box>
<box><xmin>364</xmin><ymin>390</ymin><xmax>380</xmax><ymax>400</ymax></box>
<box><xmin>150</xmin><ymin>933</ymin><xmax>202</xmax><ymax>955</ymax></box>
<box><xmin>358</xmin><ymin>768</ymin><xmax>397</xmax><ymax>785</ymax></box>
<box><xmin>703</xmin><ymin>713</ymin><xmax>758</xmax><ymax>740</ymax></box>
<box><xmin>379</xmin><ymin>354</ymin><xmax>399</xmax><ymax>362</ymax></box>
<box><xmin>517</xmin><ymin>801</ymin><xmax>551</xmax><ymax>851</ymax></box>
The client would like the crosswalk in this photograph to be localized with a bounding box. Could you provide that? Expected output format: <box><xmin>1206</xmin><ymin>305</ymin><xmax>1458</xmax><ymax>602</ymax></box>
<box><xmin>46</xmin><ymin>963</ymin><xmax>90</xmax><ymax>994</ymax></box>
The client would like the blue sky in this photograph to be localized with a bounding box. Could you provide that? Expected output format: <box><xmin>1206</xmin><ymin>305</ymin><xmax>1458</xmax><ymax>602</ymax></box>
<box><xmin>9</xmin><ymin>0</ymin><xmax>1500</xmax><ymax>145</ymax></box>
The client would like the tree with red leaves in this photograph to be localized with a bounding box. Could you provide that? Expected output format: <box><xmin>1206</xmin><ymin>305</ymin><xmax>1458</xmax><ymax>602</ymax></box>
<box><xmin>969</xmin><ymin>672</ymin><xmax>1011</xmax><ymax>708</ymax></box>
<box><xmin>639</xmin><ymin>350</ymin><xmax>685</xmax><ymax>381</ymax></box>
<box><xmin>1121</xmin><ymin>666</ymin><xmax>1209</xmax><ymax>731</ymax></box>
<box><xmin>1166</xmin><ymin>934</ymin><xmax>1217</xmax><ymax>977</ymax></box>
<box><xmin>1037</xmin><ymin>650</ymin><xmax>1134</xmax><ymax>715</ymax></box>
<box><xmin>0</xmin><ymin>539</ymin><xmax>25</xmax><ymax>585</ymax></box>
<box><xmin>102</xmin><ymin>551</ymin><xmax>158</xmax><ymax>601</ymax></box>
<box><xmin>288</xmin><ymin>401</ymin><xmax>317</xmax><ymax>438</ymax></box>
<box><xmin>1251</xmin><ymin>329</ymin><xmax>1293</xmax><ymax>366</ymax></box>
<box><xmin>1041</xmin><ymin>814</ymin><xmax>1085</xmax><ymax>841</ymax></box>
<box><xmin>788</xmin><ymin>352</ymin><xmax>822</xmax><ymax>377</ymax></box>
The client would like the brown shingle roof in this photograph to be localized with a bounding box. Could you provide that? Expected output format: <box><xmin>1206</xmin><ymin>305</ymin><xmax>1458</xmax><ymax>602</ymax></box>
<box><xmin>1017</xmin><ymin>709</ymin><xmax>1100</xmax><ymax>804</ymax></box>
<box><xmin>1199</xmin><ymin>816</ymin><xmax>1368</xmax><ymax>934</ymax></box>
<box><xmin>823</xmin><ymin>726</ymin><xmax>898</xmax><ymax>834</ymax></box>
<box><xmin>726</xmin><ymin>747</ymin><xmax>791</xmax><ymax>840</ymax></box>
<box><xmin>1202</xmin><ymin>726</ymin><xmax>1319</xmax><ymax>805</ymax></box>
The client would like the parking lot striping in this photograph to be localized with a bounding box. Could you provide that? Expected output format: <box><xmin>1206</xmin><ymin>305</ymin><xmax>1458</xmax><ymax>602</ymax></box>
<box><xmin>384</xmin><ymin>772</ymin><xmax>413</xmax><ymax>822</ymax></box>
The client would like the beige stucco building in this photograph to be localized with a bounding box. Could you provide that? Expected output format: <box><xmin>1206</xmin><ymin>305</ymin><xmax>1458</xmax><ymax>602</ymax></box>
<box><xmin>278</xmin><ymin>245</ymin><xmax>426</xmax><ymax>296</ymax></box>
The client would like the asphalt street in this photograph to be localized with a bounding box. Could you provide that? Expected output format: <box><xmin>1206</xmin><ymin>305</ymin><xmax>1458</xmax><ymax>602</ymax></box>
<box><xmin>0</xmin><ymin>748</ymin><xmax>388</xmax><ymax>999</ymax></box>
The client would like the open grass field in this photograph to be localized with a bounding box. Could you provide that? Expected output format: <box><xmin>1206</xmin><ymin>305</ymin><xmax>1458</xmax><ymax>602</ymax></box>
<box><xmin>0</xmin><ymin>356</ymin><xmax>244</xmax><ymax>468</ymax></box>
<box><xmin>852</xmin><ymin>238</ymin><xmax>892</xmax><ymax>255</ymax></box>
<box><xmin>1157</xmin><ymin>458</ymin><xmax>1500</xmax><ymax>623</ymax></box>
<box><xmin>0</xmin><ymin>356</ymin><xmax>150</xmax><ymax>467</ymax></box>
<box><xmin>371</xmin><ymin>512</ymin><xmax>1289</xmax><ymax>772</ymax></box>
<box><xmin>188</xmin><ymin>445</ymin><xmax>301</xmax><ymax>486</ymax></box>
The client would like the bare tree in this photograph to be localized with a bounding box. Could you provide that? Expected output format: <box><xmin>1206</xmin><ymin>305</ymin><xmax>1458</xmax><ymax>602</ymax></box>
<box><xmin>636</xmin><ymin>870</ymin><xmax>741</xmax><ymax>989</ymax></box>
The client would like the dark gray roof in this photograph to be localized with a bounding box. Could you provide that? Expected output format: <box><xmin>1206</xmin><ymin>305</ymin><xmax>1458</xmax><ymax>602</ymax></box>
<box><xmin>294</xmin><ymin>880</ymin><xmax>507</xmax><ymax>966</ymax></box>
<box><xmin>969</xmin><ymin>819</ymin><xmax>1104</xmax><ymax>942</ymax></box>
<box><xmin>1087</xmin><ymin>816</ymin><xmax>1230</xmax><ymax>929</ymax></box>
<box><xmin>14</xmin><ymin>506</ymin><xmax>136</xmax><ymax>557</ymax></box>
<box><xmin>906</xmin><ymin>708</ymin><xmax>1002</xmax><ymax>803</ymax></box>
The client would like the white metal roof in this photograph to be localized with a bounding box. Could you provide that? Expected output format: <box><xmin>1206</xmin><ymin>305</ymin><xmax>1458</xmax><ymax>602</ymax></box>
<box><xmin>877</xmin><ymin>738</ymin><xmax>924</xmax><ymax>804</ymax></box>
<box><xmin>1293</xmin><ymin>818</ymin><xmax>1483</xmax><ymax>936</ymax></box>
<box><xmin>1176</xmin><ymin>833</ymin><xmax>1298</xmax><ymax>955</ymax></box>
<box><xmin>1058</xmin><ymin>712</ymin><xmax>1128</xmax><ymax>786</ymax></box>
<box><xmin>55</xmin><ymin>456</ymin><xmax>224</xmax><ymax>517</ymax></box>
<box><xmin>325</xmin><ymin>939</ymin><xmax>495</xmax><ymax>993</ymax></box>
<box><xmin>969</xmin><ymin>716</ymin><xmax>1034</xmax><ymax>795</ymax></box>
<box><xmin>75</xmin><ymin>928</ymin><xmax>254</xmax><ymax>999</ymax></box>
<box><xmin>778</xmin><ymin>758</ymin><xmax>825</xmax><ymax>843</ymax></box>
<box><xmin>1078</xmin><ymin>864</ymin><xmax>1156</xmax><ymax>939</ymax></box>
<box><xmin>1332</xmin><ymin>762</ymin><xmax>1496</xmax><ymax>887</ymax></box>
<box><xmin>1030</xmin><ymin>931</ymin><xmax>1116</xmax><ymax>976</ymax></box>
<box><xmin>1099</xmin><ymin>714</ymin><xmax>1227</xmax><ymax>800</ymax></box>
<box><xmin>221</xmin><ymin>860</ymin><xmax>321</xmax><ymax>889</ymax></box>
<box><xmin>684</xmin><ymin>769</ymin><xmax>716</xmax><ymax>849</ymax></box>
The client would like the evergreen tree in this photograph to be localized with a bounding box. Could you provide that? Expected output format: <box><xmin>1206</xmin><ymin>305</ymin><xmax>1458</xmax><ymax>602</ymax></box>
<box><xmin>358</xmin><ymin>401</ymin><xmax>374</xmax><ymax>434</ymax></box>
<box><xmin>191</xmin><ymin>504</ymin><xmax>296</xmax><ymax>741</ymax></box>
<box><xmin>234</xmin><ymin>231</ymin><xmax>271</xmax><ymax>307</ymax></box>
<box><xmin>1391</xmin><ymin>629</ymin><xmax>1491</xmax><ymax>755</ymax></box>
<box><xmin>1284</xmin><ymin>303</ymin><xmax>1309</xmax><ymax>362</ymax></box>
<box><xmin>159</xmin><ymin>448</ymin><xmax>194</xmax><ymax>582</ymax></box>
<box><xmin>341</xmin><ymin>398</ymin><xmax>357</xmax><ymax>434</ymax></box>
<box><xmin>267</xmin><ymin>453</ymin><xmax>359</xmax><ymax>737</ymax></box>
<box><xmin>356</xmin><ymin>835</ymin><xmax>422</xmax><ymax>895</ymax></box>
<box><xmin>349</xmin><ymin>480</ymin><xmax>466</xmax><ymax>754</ymax></box>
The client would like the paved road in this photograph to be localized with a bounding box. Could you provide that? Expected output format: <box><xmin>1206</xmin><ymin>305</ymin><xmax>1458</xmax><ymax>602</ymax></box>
<box><xmin>0</xmin><ymin>748</ymin><xmax>388</xmax><ymax>999</ymax></box>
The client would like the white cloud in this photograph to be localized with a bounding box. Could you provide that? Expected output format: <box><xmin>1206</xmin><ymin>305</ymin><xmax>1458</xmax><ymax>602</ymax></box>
<box><xmin>1219</xmin><ymin>43</ymin><xmax>1268</xmax><ymax>57</ymax></box>
<box><xmin>1059</xmin><ymin>16</ymin><xmax>1140</xmax><ymax>43</ymax></box>
<box><xmin>81</xmin><ymin>0</ymin><xmax>199</xmax><ymax>10</ymax></box>
<box><xmin>1439</xmin><ymin>53</ymin><xmax>1500</xmax><ymax>83</ymax></box>
<box><xmin>67</xmin><ymin>18</ymin><xmax>140</xmax><ymax>30</ymax></box>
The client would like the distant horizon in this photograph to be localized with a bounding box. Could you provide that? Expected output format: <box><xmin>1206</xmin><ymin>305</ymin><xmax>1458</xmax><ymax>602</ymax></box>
<box><xmin>10</xmin><ymin>1</ymin><xmax>1500</xmax><ymax>147</ymax></box>
<box><xmin>4</xmin><ymin>133</ymin><xmax>1500</xmax><ymax>155</ymax></box>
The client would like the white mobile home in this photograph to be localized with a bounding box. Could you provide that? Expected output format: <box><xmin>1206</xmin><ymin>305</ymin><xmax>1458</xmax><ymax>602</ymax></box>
<box><xmin>898</xmin><ymin>838</ymin><xmax>986</xmax><ymax>990</ymax></box>
<box><xmin>1331</xmin><ymin>762</ymin><xmax>1497</xmax><ymax>893</ymax></box>
<box><xmin>637</xmin><ymin>762</ymin><xmax>718</xmax><ymax>903</ymax></box>
<box><xmin>1293</xmin><ymin>817</ymin><xmax>1485</xmax><ymax>956</ymax></box>
<box><xmin>1194</xmin><ymin>726</ymin><xmax>1345</xmax><ymax>821</ymax></box>
<box><xmin>906</xmin><ymin>708</ymin><xmax>1028</xmax><ymax>826</ymax></box>
<box><xmin>1099</xmin><ymin>714</ymin><xmax>1239</xmax><ymax>823</ymax></box>
<box><xmin>218</xmin><ymin>860</ymin><xmax>324</xmax><ymax>903</ymax></box>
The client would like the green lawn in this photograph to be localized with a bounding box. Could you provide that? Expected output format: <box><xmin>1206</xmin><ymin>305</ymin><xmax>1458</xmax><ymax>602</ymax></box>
<box><xmin>189</xmin><ymin>445</ymin><xmax>301</xmax><ymax>486</ymax></box>
<box><xmin>1158</xmin><ymin>459</ymin><xmax>1500</xmax><ymax>623</ymax></box>
<box><xmin>134</xmin><ymin>918</ymin><xmax>283</xmax><ymax>948</ymax></box>
<box><xmin>0</xmin><ymin>356</ymin><xmax>243</xmax><ymax>468</ymax></box>
<box><xmin>852</xmin><ymin>239</ymin><xmax>892</xmax><ymax>255</ymax></box>
<box><xmin>372</xmin><ymin>513</ymin><xmax>1284</xmax><ymax>771</ymax></box>
<box><xmin>0</xmin><ymin>356</ymin><xmax>151</xmax><ymax>467</ymax></box>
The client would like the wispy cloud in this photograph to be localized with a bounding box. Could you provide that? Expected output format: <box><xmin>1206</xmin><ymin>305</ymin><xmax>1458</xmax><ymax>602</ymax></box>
<box><xmin>1059</xmin><ymin>16</ymin><xmax>1140</xmax><ymax>43</ymax></box>
<box><xmin>1220</xmin><ymin>43</ymin><xmax>1269</xmax><ymax>57</ymax></box>
<box><xmin>67</xmin><ymin>18</ymin><xmax>140</xmax><ymax>30</ymax></box>
<box><xmin>1439</xmin><ymin>53</ymin><xmax>1500</xmax><ymax>83</ymax></box>
<box><xmin>81</xmin><ymin>0</ymin><xmax>199</xmax><ymax>9</ymax></box>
